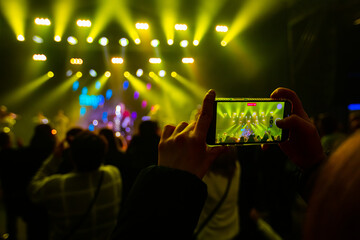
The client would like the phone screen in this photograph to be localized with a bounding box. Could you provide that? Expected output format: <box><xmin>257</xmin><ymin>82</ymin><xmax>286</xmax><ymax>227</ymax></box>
<box><xmin>207</xmin><ymin>99</ymin><xmax>291</xmax><ymax>145</ymax></box>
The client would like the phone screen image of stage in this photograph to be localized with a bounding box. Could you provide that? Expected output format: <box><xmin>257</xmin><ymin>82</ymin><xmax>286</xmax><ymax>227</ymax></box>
<box><xmin>215</xmin><ymin>101</ymin><xmax>285</xmax><ymax>144</ymax></box>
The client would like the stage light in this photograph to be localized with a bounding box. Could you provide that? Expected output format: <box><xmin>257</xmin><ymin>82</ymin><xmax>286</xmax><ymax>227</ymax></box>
<box><xmin>134</xmin><ymin>91</ymin><xmax>140</xmax><ymax>100</ymax></box>
<box><xmin>134</xmin><ymin>38</ymin><xmax>141</xmax><ymax>45</ymax></box>
<box><xmin>3</xmin><ymin>127</ymin><xmax>10</xmax><ymax>133</ymax></box>
<box><xmin>34</xmin><ymin>18</ymin><xmax>51</xmax><ymax>26</ymax></box>
<box><xmin>80</xmin><ymin>107</ymin><xmax>86</xmax><ymax>116</ymax></box>
<box><xmin>93</xmin><ymin>120</ymin><xmax>98</xmax><ymax>126</ymax></box>
<box><xmin>89</xmin><ymin>69</ymin><xmax>97</xmax><ymax>77</ymax></box>
<box><xmin>171</xmin><ymin>72</ymin><xmax>177</xmax><ymax>78</ymax></box>
<box><xmin>87</xmin><ymin>37</ymin><xmax>93</xmax><ymax>43</ymax></box>
<box><xmin>167</xmin><ymin>39</ymin><xmax>174</xmax><ymax>45</ymax></box>
<box><xmin>70</xmin><ymin>58</ymin><xmax>83</xmax><ymax>65</ymax></box>
<box><xmin>115</xmin><ymin>132</ymin><xmax>121</xmax><ymax>137</ymax></box>
<box><xmin>119</xmin><ymin>38</ymin><xmax>129</xmax><ymax>47</ymax></box>
<box><xmin>146</xmin><ymin>83</ymin><xmax>151</xmax><ymax>90</ymax></box>
<box><xmin>48</xmin><ymin>71</ymin><xmax>54</xmax><ymax>78</ymax></box>
<box><xmin>33</xmin><ymin>35</ymin><xmax>43</xmax><ymax>43</ymax></box>
<box><xmin>111</xmin><ymin>57</ymin><xmax>124</xmax><ymax>64</ymax></box>
<box><xmin>51</xmin><ymin>129</ymin><xmax>57</xmax><ymax>135</ymax></box>
<box><xmin>182</xmin><ymin>58</ymin><xmax>194</xmax><ymax>64</ymax></box>
<box><xmin>123</xmin><ymin>80</ymin><xmax>129</xmax><ymax>90</ymax></box>
<box><xmin>221</xmin><ymin>41</ymin><xmax>227</xmax><ymax>46</ymax></box>
<box><xmin>348</xmin><ymin>103</ymin><xmax>360</xmax><ymax>111</ymax></box>
<box><xmin>95</xmin><ymin>81</ymin><xmax>101</xmax><ymax>90</ymax></box>
<box><xmin>33</xmin><ymin>54</ymin><xmax>47</xmax><ymax>61</ymax></box>
<box><xmin>151</xmin><ymin>39</ymin><xmax>160</xmax><ymax>47</ymax></box>
<box><xmin>66</xmin><ymin>70</ymin><xmax>73</xmax><ymax>77</ymax></box>
<box><xmin>141</xmin><ymin>100</ymin><xmax>147</xmax><ymax>108</ymax></box>
<box><xmin>104</xmin><ymin>71</ymin><xmax>111</xmax><ymax>77</ymax></box>
<box><xmin>76</xmin><ymin>19</ymin><xmax>91</xmax><ymax>27</ymax></box>
<box><xmin>180</xmin><ymin>40</ymin><xmax>189</xmax><ymax>48</ymax></box>
<box><xmin>136</xmin><ymin>69</ymin><xmax>143</xmax><ymax>77</ymax></box>
<box><xmin>216</xmin><ymin>25</ymin><xmax>228</xmax><ymax>32</ymax></box>
<box><xmin>106</xmin><ymin>89</ymin><xmax>112</xmax><ymax>100</ymax></box>
<box><xmin>54</xmin><ymin>35</ymin><xmax>61</xmax><ymax>42</ymax></box>
<box><xmin>159</xmin><ymin>70</ymin><xmax>166</xmax><ymax>77</ymax></box>
<box><xmin>67</xmin><ymin>36</ymin><xmax>78</xmax><ymax>45</ymax></box>
<box><xmin>175</xmin><ymin>24</ymin><xmax>187</xmax><ymax>31</ymax></box>
<box><xmin>135</xmin><ymin>22</ymin><xmax>149</xmax><ymax>30</ymax></box>
<box><xmin>149</xmin><ymin>72</ymin><xmax>156</xmax><ymax>78</ymax></box>
<box><xmin>99</xmin><ymin>37</ymin><xmax>109</xmax><ymax>46</ymax></box>
<box><xmin>149</xmin><ymin>58</ymin><xmax>161</xmax><ymax>64</ymax></box>
<box><xmin>72</xmin><ymin>81</ymin><xmax>79</xmax><ymax>91</ymax></box>
<box><xmin>17</xmin><ymin>35</ymin><xmax>25</xmax><ymax>41</ymax></box>
<box><xmin>124</xmin><ymin>71</ymin><xmax>130</xmax><ymax>78</ymax></box>
<box><xmin>76</xmin><ymin>72</ymin><xmax>82</xmax><ymax>78</ymax></box>
<box><xmin>193</xmin><ymin>40</ymin><xmax>199</xmax><ymax>46</ymax></box>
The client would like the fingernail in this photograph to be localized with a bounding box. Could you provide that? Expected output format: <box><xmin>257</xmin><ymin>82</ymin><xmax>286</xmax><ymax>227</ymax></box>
<box><xmin>207</xmin><ymin>89</ymin><xmax>215</xmax><ymax>96</ymax></box>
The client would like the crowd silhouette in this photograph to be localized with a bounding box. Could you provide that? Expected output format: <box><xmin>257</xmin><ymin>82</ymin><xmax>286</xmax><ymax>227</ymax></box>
<box><xmin>0</xmin><ymin>88</ymin><xmax>359</xmax><ymax>240</ymax></box>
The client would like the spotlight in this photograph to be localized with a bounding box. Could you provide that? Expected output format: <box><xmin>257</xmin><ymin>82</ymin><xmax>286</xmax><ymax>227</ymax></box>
<box><xmin>72</xmin><ymin>81</ymin><xmax>79</xmax><ymax>91</ymax></box>
<box><xmin>104</xmin><ymin>71</ymin><xmax>111</xmax><ymax>77</ymax></box>
<box><xmin>87</xmin><ymin>37</ymin><xmax>93</xmax><ymax>43</ymax></box>
<box><xmin>54</xmin><ymin>35</ymin><xmax>61</xmax><ymax>42</ymax></box>
<box><xmin>70</xmin><ymin>58</ymin><xmax>83</xmax><ymax>65</ymax></box>
<box><xmin>76</xmin><ymin>19</ymin><xmax>91</xmax><ymax>27</ymax></box>
<box><xmin>106</xmin><ymin>89</ymin><xmax>112</xmax><ymax>100</ymax></box>
<box><xmin>99</xmin><ymin>37</ymin><xmax>109</xmax><ymax>46</ymax></box>
<box><xmin>180</xmin><ymin>40</ymin><xmax>189</xmax><ymax>48</ymax></box>
<box><xmin>135</xmin><ymin>22</ymin><xmax>149</xmax><ymax>30</ymax></box>
<box><xmin>193</xmin><ymin>40</ymin><xmax>199</xmax><ymax>46</ymax></box>
<box><xmin>93</xmin><ymin>120</ymin><xmax>98</xmax><ymax>126</ymax></box>
<box><xmin>95</xmin><ymin>81</ymin><xmax>101</xmax><ymax>89</ymax></box>
<box><xmin>47</xmin><ymin>71</ymin><xmax>54</xmax><ymax>78</ymax></box>
<box><xmin>182</xmin><ymin>58</ymin><xmax>194</xmax><ymax>64</ymax></box>
<box><xmin>146</xmin><ymin>83</ymin><xmax>151</xmax><ymax>90</ymax></box>
<box><xmin>134</xmin><ymin>38</ymin><xmax>141</xmax><ymax>45</ymax></box>
<box><xmin>119</xmin><ymin>38</ymin><xmax>129</xmax><ymax>47</ymax></box>
<box><xmin>134</xmin><ymin>91</ymin><xmax>140</xmax><ymax>100</ymax></box>
<box><xmin>221</xmin><ymin>41</ymin><xmax>227</xmax><ymax>47</ymax></box>
<box><xmin>167</xmin><ymin>39</ymin><xmax>174</xmax><ymax>45</ymax></box>
<box><xmin>175</xmin><ymin>24</ymin><xmax>187</xmax><ymax>31</ymax></box>
<box><xmin>171</xmin><ymin>72</ymin><xmax>177</xmax><ymax>78</ymax></box>
<box><xmin>149</xmin><ymin>72</ymin><xmax>156</xmax><ymax>77</ymax></box>
<box><xmin>123</xmin><ymin>80</ymin><xmax>129</xmax><ymax>90</ymax></box>
<box><xmin>76</xmin><ymin>72</ymin><xmax>83</xmax><ymax>78</ymax></box>
<box><xmin>66</xmin><ymin>70</ymin><xmax>73</xmax><ymax>77</ymax></box>
<box><xmin>136</xmin><ymin>69</ymin><xmax>143</xmax><ymax>77</ymax></box>
<box><xmin>89</xmin><ymin>69</ymin><xmax>97</xmax><ymax>77</ymax></box>
<box><xmin>33</xmin><ymin>36</ymin><xmax>44</xmax><ymax>44</ymax></box>
<box><xmin>151</xmin><ymin>39</ymin><xmax>160</xmax><ymax>47</ymax></box>
<box><xmin>111</xmin><ymin>57</ymin><xmax>124</xmax><ymax>64</ymax></box>
<box><xmin>124</xmin><ymin>71</ymin><xmax>130</xmax><ymax>78</ymax></box>
<box><xmin>33</xmin><ymin>54</ymin><xmax>47</xmax><ymax>61</ymax></box>
<box><xmin>34</xmin><ymin>18</ymin><xmax>51</xmax><ymax>26</ymax></box>
<box><xmin>17</xmin><ymin>35</ymin><xmax>25</xmax><ymax>41</ymax></box>
<box><xmin>215</xmin><ymin>25</ymin><xmax>228</xmax><ymax>32</ymax></box>
<box><xmin>158</xmin><ymin>70</ymin><xmax>166</xmax><ymax>77</ymax></box>
<box><xmin>141</xmin><ymin>100</ymin><xmax>147</xmax><ymax>108</ymax></box>
<box><xmin>149</xmin><ymin>58</ymin><xmax>161</xmax><ymax>64</ymax></box>
<box><xmin>67</xmin><ymin>36</ymin><xmax>78</xmax><ymax>45</ymax></box>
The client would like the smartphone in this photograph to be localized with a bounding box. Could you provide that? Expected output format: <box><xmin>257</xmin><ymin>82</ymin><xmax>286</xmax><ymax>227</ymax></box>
<box><xmin>206</xmin><ymin>98</ymin><xmax>292</xmax><ymax>145</ymax></box>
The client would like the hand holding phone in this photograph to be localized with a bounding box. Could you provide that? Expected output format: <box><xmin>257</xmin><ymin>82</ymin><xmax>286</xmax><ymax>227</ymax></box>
<box><xmin>206</xmin><ymin>98</ymin><xmax>292</xmax><ymax>145</ymax></box>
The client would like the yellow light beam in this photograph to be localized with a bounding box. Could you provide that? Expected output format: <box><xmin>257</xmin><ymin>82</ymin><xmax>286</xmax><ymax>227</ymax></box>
<box><xmin>87</xmin><ymin>0</ymin><xmax>114</xmax><ymax>40</ymax></box>
<box><xmin>4</xmin><ymin>72</ymin><xmax>51</xmax><ymax>104</ymax></box>
<box><xmin>223</xmin><ymin>0</ymin><xmax>283</xmax><ymax>44</ymax></box>
<box><xmin>53</xmin><ymin>0</ymin><xmax>76</xmax><ymax>39</ymax></box>
<box><xmin>157</xmin><ymin>0</ymin><xmax>179</xmax><ymax>42</ymax></box>
<box><xmin>0</xmin><ymin>0</ymin><xmax>27</xmax><ymax>38</ymax></box>
<box><xmin>125</xmin><ymin>72</ymin><xmax>160</xmax><ymax>104</ymax></box>
<box><xmin>172</xmin><ymin>73</ymin><xmax>207</xmax><ymax>100</ymax></box>
<box><xmin>112</xmin><ymin>0</ymin><xmax>139</xmax><ymax>42</ymax></box>
<box><xmin>194</xmin><ymin>0</ymin><xmax>226</xmax><ymax>43</ymax></box>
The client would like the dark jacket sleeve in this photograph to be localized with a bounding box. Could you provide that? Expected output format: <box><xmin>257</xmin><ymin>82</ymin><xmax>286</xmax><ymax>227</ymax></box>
<box><xmin>111</xmin><ymin>165</ymin><xmax>207</xmax><ymax>240</ymax></box>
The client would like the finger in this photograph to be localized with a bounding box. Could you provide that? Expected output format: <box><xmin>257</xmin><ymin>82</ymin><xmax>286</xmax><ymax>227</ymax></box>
<box><xmin>183</xmin><ymin>121</ymin><xmax>196</xmax><ymax>133</ymax></box>
<box><xmin>161</xmin><ymin>125</ymin><xmax>176</xmax><ymax>140</ymax></box>
<box><xmin>195</xmin><ymin>89</ymin><xmax>216</xmax><ymax>139</ymax></box>
<box><xmin>172</xmin><ymin>121</ymin><xmax>189</xmax><ymax>136</ymax></box>
<box><xmin>270</xmin><ymin>87</ymin><xmax>309</xmax><ymax>120</ymax></box>
<box><xmin>276</xmin><ymin>114</ymin><xmax>311</xmax><ymax>130</ymax></box>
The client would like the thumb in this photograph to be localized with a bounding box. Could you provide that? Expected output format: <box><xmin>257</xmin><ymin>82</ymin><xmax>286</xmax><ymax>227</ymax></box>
<box><xmin>276</xmin><ymin>114</ymin><xmax>305</xmax><ymax>130</ymax></box>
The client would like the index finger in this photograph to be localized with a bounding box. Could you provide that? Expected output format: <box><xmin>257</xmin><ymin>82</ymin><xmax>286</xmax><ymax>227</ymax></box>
<box><xmin>194</xmin><ymin>89</ymin><xmax>216</xmax><ymax>139</ymax></box>
<box><xmin>270</xmin><ymin>87</ymin><xmax>309</xmax><ymax>120</ymax></box>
